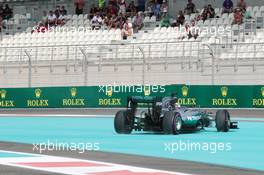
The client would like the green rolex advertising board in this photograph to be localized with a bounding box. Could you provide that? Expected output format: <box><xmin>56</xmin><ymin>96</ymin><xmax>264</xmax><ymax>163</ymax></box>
<box><xmin>0</xmin><ymin>85</ymin><xmax>263</xmax><ymax>108</ymax></box>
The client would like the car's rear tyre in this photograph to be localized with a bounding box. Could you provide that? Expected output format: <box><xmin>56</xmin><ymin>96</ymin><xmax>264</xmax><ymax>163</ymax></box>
<box><xmin>163</xmin><ymin>111</ymin><xmax>182</xmax><ymax>135</ymax></box>
<box><xmin>215</xmin><ymin>110</ymin><xmax>230</xmax><ymax>132</ymax></box>
<box><xmin>114</xmin><ymin>110</ymin><xmax>133</xmax><ymax>134</ymax></box>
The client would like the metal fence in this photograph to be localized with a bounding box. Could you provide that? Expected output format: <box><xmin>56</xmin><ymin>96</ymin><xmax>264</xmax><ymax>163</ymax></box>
<box><xmin>0</xmin><ymin>41</ymin><xmax>264</xmax><ymax>86</ymax></box>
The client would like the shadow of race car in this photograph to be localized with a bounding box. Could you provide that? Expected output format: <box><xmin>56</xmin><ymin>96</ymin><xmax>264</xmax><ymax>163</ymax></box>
<box><xmin>114</xmin><ymin>94</ymin><xmax>238</xmax><ymax>135</ymax></box>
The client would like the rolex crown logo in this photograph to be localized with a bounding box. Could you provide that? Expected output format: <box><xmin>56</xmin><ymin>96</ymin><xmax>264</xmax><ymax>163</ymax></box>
<box><xmin>71</xmin><ymin>88</ymin><xmax>77</xmax><ymax>98</ymax></box>
<box><xmin>221</xmin><ymin>86</ymin><xmax>228</xmax><ymax>97</ymax></box>
<box><xmin>0</xmin><ymin>90</ymin><xmax>7</xmax><ymax>99</ymax></box>
<box><xmin>182</xmin><ymin>86</ymin><xmax>189</xmax><ymax>97</ymax></box>
<box><xmin>144</xmin><ymin>86</ymin><xmax>151</xmax><ymax>96</ymax></box>
<box><xmin>106</xmin><ymin>86</ymin><xmax>113</xmax><ymax>97</ymax></box>
<box><xmin>35</xmin><ymin>88</ymin><xmax>42</xmax><ymax>98</ymax></box>
<box><xmin>261</xmin><ymin>87</ymin><xmax>264</xmax><ymax>97</ymax></box>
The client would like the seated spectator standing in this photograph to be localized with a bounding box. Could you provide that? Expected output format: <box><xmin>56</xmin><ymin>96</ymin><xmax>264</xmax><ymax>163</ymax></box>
<box><xmin>160</xmin><ymin>13</ymin><xmax>170</xmax><ymax>27</ymax></box>
<box><xmin>222</xmin><ymin>0</ymin><xmax>233</xmax><ymax>14</ymax></box>
<box><xmin>133</xmin><ymin>12</ymin><xmax>143</xmax><ymax>32</ymax></box>
<box><xmin>237</xmin><ymin>0</ymin><xmax>246</xmax><ymax>13</ymax></box>
<box><xmin>48</xmin><ymin>11</ymin><xmax>56</xmax><ymax>26</ymax></box>
<box><xmin>153</xmin><ymin>0</ymin><xmax>161</xmax><ymax>19</ymax></box>
<box><xmin>184</xmin><ymin>0</ymin><xmax>196</xmax><ymax>15</ymax></box>
<box><xmin>119</xmin><ymin>0</ymin><xmax>126</xmax><ymax>14</ymax></box>
<box><xmin>91</xmin><ymin>12</ymin><xmax>103</xmax><ymax>29</ymax></box>
<box><xmin>74</xmin><ymin>0</ymin><xmax>85</xmax><ymax>15</ymax></box>
<box><xmin>161</xmin><ymin>0</ymin><xmax>168</xmax><ymax>16</ymax></box>
<box><xmin>233</xmin><ymin>7</ymin><xmax>243</xmax><ymax>25</ymax></box>
<box><xmin>3</xmin><ymin>4</ymin><xmax>13</xmax><ymax>20</ymax></box>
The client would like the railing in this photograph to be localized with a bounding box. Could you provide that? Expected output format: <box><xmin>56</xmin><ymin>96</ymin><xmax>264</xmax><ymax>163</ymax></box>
<box><xmin>1</xmin><ymin>41</ymin><xmax>264</xmax><ymax>87</ymax></box>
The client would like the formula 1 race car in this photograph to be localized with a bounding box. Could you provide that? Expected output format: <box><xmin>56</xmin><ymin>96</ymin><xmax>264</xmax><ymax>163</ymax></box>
<box><xmin>114</xmin><ymin>95</ymin><xmax>238</xmax><ymax>135</ymax></box>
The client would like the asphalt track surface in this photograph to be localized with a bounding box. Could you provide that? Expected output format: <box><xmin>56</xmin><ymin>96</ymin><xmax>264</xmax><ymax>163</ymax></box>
<box><xmin>0</xmin><ymin>109</ymin><xmax>263</xmax><ymax>175</ymax></box>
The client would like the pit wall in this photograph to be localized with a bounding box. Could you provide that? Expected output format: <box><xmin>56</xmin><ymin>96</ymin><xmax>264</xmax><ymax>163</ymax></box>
<box><xmin>0</xmin><ymin>85</ymin><xmax>264</xmax><ymax>109</ymax></box>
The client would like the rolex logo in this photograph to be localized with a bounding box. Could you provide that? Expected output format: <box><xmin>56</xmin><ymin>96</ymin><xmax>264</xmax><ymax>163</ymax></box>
<box><xmin>144</xmin><ymin>86</ymin><xmax>150</xmax><ymax>96</ymax></box>
<box><xmin>0</xmin><ymin>90</ymin><xmax>7</xmax><ymax>99</ymax></box>
<box><xmin>182</xmin><ymin>86</ymin><xmax>189</xmax><ymax>97</ymax></box>
<box><xmin>35</xmin><ymin>88</ymin><xmax>42</xmax><ymax>98</ymax></box>
<box><xmin>71</xmin><ymin>88</ymin><xmax>77</xmax><ymax>98</ymax></box>
<box><xmin>106</xmin><ymin>86</ymin><xmax>113</xmax><ymax>97</ymax></box>
<box><xmin>261</xmin><ymin>87</ymin><xmax>264</xmax><ymax>97</ymax></box>
<box><xmin>221</xmin><ymin>87</ymin><xmax>228</xmax><ymax>97</ymax></box>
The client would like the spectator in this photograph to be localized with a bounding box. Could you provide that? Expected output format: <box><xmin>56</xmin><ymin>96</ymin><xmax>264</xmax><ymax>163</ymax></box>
<box><xmin>48</xmin><ymin>11</ymin><xmax>56</xmax><ymax>26</ymax></box>
<box><xmin>208</xmin><ymin>4</ymin><xmax>215</xmax><ymax>18</ymax></box>
<box><xmin>109</xmin><ymin>14</ymin><xmax>118</xmax><ymax>29</ymax></box>
<box><xmin>0</xmin><ymin>16</ymin><xmax>3</xmax><ymax>32</ymax></box>
<box><xmin>222</xmin><ymin>0</ymin><xmax>233</xmax><ymax>14</ymax></box>
<box><xmin>41</xmin><ymin>11</ymin><xmax>48</xmax><ymax>26</ymax></box>
<box><xmin>32</xmin><ymin>22</ymin><xmax>48</xmax><ymax>33</ymax></box>
<box><xmin>153</xmin><ymin>0</ymin><xmax>161</xmax><ymax>19</ymax></box>
<box><xmin>146</xmin><ymin>0</ymin><xmax>154</xmax><ymax>16</ymax></box>
<box><xmin>237</xmin><ymin>0</ymin><xmax>246</xmax><ymax>13</ymax></box>
<box><xmin>54</xmin><ymin>6</ymin><xmax>60</xmax><ymax>18</ymax></box>
<box><xmin>107</xmin><ymin>4</ymin><xmax>118</xmax><ymax>16</ymax></box>
<box><xmin>200</xmin><ymin>5</ymin><xmax>209</xmax><ymax>21</ymax></box>
<box><xmin>233</xmin><ymin>8</ymin><xmax>243</xmax><ymax>25</ymax></box>
<box><xmin>161</xmin><ymin>0</ymin><xmax>168</xmax><ymax>16</ymax></box>
<box><xmin>60</xmin><ymin>6</ymin><xmax>67</xmax><ymax>16</ymax></box>
<box><xmin>160</xmin><ymin>13</ymin><xmax>170</xmax><ymax>27</ymax></box>
<box><xmin>137</xmin><ymin>0</ymin><xmax>145</xmax><ymax>12</ymax></box>
<box><xmin>176</xmin><ymin>10</ymin><xmax>185</xmax><ymax>26</ymax></box>
<box><xmin>186</xmin><ymin>20</ymin><xmax>199</xmax><ymax>39</ymax></box>
<box><xmin>127</xmin><ymin>1</ymin><xmax>137</xmax><ymax>15</ymax></box>
<box><xmin>3</xmin><ymin>4</ymin><xmax>13</xmax><ymax>20</ymax></box>
<box><xmin>184</xmin><ymin>0</ymin><xmax>196</xmax><ymax>15</ymax></box>
<box><xmin>121</xmin><ymin>19</ymin><xmax>133</xmax><ymax>39</ymax></box>
<box><xmin>57</xmin><ymin>12</ymin><xmax>66</xmax><ymax>26</ymax></box>
<box><xmin>133</xmin><ymin>12</ymin><xmax>143</xmax><ymax>32</ymax></box>
<box><xmin>117</xmin><ymin>12</ymin><xmax>126</xmax><ymax>29</ymax></box>
<box><xmin>90</xmin><ymin>4</ymin><xmax>98</xmax><ymax>19</ymax></box>
<box><xmin>91</xmin><ymin>12</ymin><xmax>103</xmax><ymax>29</ymax></box>
<box><xmin>199</xmin><ymin>4</ymin><xmax>214</xmax><ymax>21</ymax></box>
<box><xmin>74</xmin><ymin>0</ymin><xmax>85</xmax><ymax>15</ymax></box>
<box><xmin>0</xmin><ymin>4</ymin><xmax>4</xmax><ymax>18</ymax></box>
<box><xmin>119</xmin><ymin>0</ymin><xmax>126</xmax><ymax>14</ymax></box>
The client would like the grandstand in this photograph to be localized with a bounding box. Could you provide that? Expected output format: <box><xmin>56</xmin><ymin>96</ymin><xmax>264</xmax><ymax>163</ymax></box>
<box><xmin>0</xmin><ymin>0</ymin><xmax>264</xmax><ymax>88</ymax></box>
